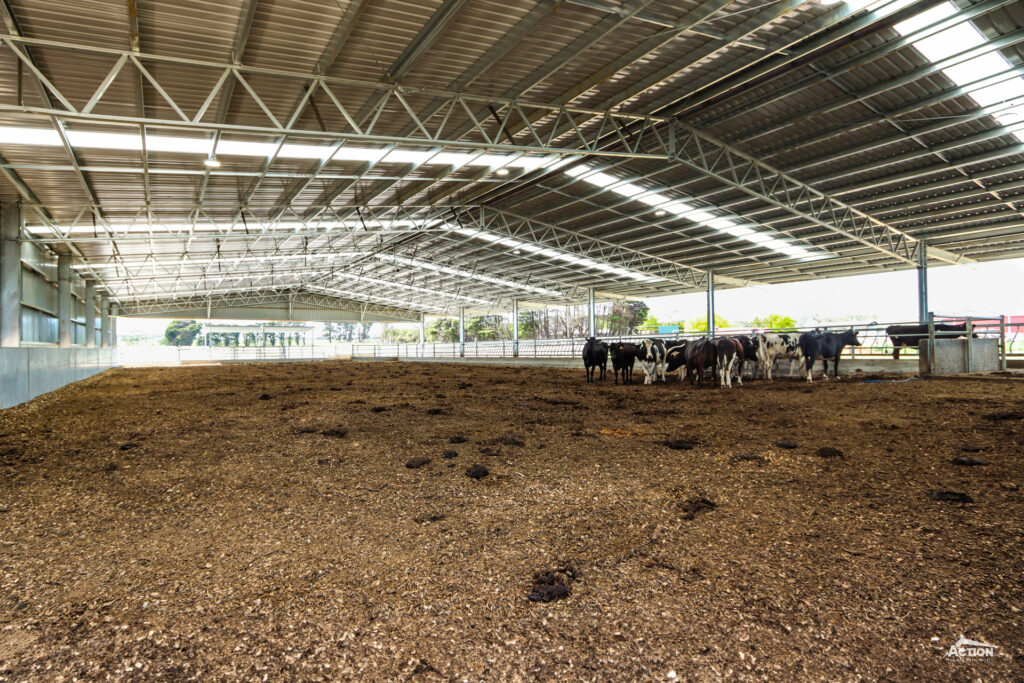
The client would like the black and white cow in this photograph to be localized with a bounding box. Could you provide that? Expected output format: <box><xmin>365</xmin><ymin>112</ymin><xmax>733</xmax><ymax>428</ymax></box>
<box><xmin>885</xmin><ymin>322</ymin><xmax>973</xmax><ymax>359</ymax></box>
<box><xmin>798</xmin><ymin>329</ymin><xmax>861</xmax><ymax>382</ymax></box>
<box><xmin>732</xmin><ymin>335</ymin><xmax>760</xmax><ymax>379</ymax></box>
<box><xmin>609</xmin><ymin>342</ymin><xmax>637</xmax><ymax>385</ymax></box>
<box><xmin>638</xmin><ymin>338</ymin><xmax>667</xmax><ymax>384</ymax></box>
<box><xmin>757</xmin><ymin>333</ymin><xmax>802</xmax><ymax>380</ymax></box>
<box><xmin>581</xmin><ymin>337</ymin><xmax>608</xmax><ymax>383</ymax></box>
<box><xmin>664</xmin><ymin>340</ymin><xmax>689</xmax><ymax>381</ymax></box>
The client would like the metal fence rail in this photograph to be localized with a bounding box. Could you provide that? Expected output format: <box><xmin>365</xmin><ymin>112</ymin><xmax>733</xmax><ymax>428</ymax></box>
<box><xmin>353</xmin><ymin>316</ymin><xmax>1015</xmax><ymax>365</ymax></box>
<box><xmin>118</xmin><ymin>344</ymin><xmax>353</xmax><ymax>365</ymax></box>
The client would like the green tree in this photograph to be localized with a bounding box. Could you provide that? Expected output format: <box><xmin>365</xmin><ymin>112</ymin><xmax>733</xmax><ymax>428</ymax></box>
<box><xmin>688</xmin><ymin>314</ymin><xmax>731</xmax><ymax>333</ymax></box>
<box><xmin>518</xmin><ymin>310</ymin><xmax>538</xmax><ymax>339</ymax></box>
<box><xmin>382</xmin><ymin>327</ymin><xmax>418</xmax><ymax>343</ymax></box>
<box><xmin>163</xmin><ymin>320</ymin><xmax>201</xmax><ymax>346</ymax></box>
<box><xmin>639</xmin><ymin>313</ymin><xmax>660</xmax><ymax>332</ymax></box>
<box><xmin>746</xmin><ymin>314</ymin><xmax>797</xmax><ymax>330</ymax></box>
<box><xmin>429</xmin><ymin>318</ymin><xmax>460</xmax><ymax>342</ymax></box>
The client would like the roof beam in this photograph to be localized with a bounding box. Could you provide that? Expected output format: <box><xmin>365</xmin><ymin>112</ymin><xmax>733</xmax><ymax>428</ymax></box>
<box><xmin>265</xmin><ymin>0</ymin><xmax>468</xmax><ymax>220</ymax></box>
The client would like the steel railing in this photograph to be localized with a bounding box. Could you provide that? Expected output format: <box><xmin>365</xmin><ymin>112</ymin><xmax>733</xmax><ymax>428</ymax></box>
<box><xmin>117</xmin><ymin>344</ymin><xmax>353</xmax><ymax>366</ymax></box>
<box><xmin>352</xmin><ymin>315</ymin><xmax>1015</xmax><ymax>365</ymax></box>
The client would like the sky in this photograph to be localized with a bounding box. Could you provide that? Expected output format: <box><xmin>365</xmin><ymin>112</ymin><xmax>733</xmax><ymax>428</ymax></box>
<box><xmin>114</xmin><ymin>256</ymin><xmax>1024</xmax><ymax>339</ymax></box>
<box><xmin>645</xmin><ymin>257</ymin><xmax>1024</xmax><ymax>327</ymax></box>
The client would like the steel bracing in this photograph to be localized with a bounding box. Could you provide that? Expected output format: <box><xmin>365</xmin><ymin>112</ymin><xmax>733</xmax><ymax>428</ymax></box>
<box><xmin>1</xmin><ymin>0</ymin><xmax>1023</xmax><ymax>320</ymax></box>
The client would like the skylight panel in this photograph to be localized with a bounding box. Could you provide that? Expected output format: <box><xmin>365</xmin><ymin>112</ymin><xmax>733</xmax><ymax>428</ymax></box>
<box><xmin>892</xmin><ymin>2</ymin><xmax>957</xmax><ymax>35</ymax></box>
<box><xmin>722</xmin><ymin>225</ymin><xmax>755</xmax><ymax>237</ymax></box>
<box><xmin>944</xmin><ymin>53</ymin><xmax>1009</xmax><ymax>86</ymax></box>
<box><xmin>895</xmin><ymin>1</ymin><xmax>1024</xmax><ymax>143</ymax></box>
<box><xmin>970</xmin><ymin>82</ymin><xmax>1024</xmax><ymax>107</ymax></box>
<box><xmin>611</xmin><ymin>182</ymin><xmax>646</xmax><ymax>197</ymax></box>
<box><xmin>564</xmin><ymin>162</ymin><xmax>830</xmax><ymax>260</ymax></box>
<box><xmin>636</xmin><ymin>192</ymin><xmax>670</xmax><ymax>206</ymax></box>
<box><xmin>912</xmin><ymin>24</ymin><xmax>983</xmax><ymax>62</ymax></box>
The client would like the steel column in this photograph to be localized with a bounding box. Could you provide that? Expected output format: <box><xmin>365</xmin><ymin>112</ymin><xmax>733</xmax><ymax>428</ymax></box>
<box><xmin>110</xmin><ymin>310</ymin><xmax>117</xmax><ymax>347</ymax></box>
<box><xmin>512</xmin><ymin>298</ymin><xmax>519</xmax><ymax>357</ymax></box>
<box><xmin>419</xmin><ymin>313</ymin><xmax>426</xmax><ymax>356</ymax></box>
<box><xmin>0</xmin><ymin>195</ymin><xmax>21</xmax><ymax>347</ymax></box>
<box><xmin>57</xmin><ymin>253</ymin><xmax>71</xmax><ymax>347</ymax></box>
<box><xmin>459</xmin><ymin>306</ymin><xmax>465</xmax><ymax>357</ymax></box>
<box><xmin>706</xmin><ymin>270</ymin><xmax>715</xmax><ymax>339</ymax></box>
<box><xmin>99</xmin><ymin>295</ymin><xmax>109</xmax><ymax>347</ymax></box>
<box><xmin>917</xmin><ymin>244</ymin><xmax>928</xmax><ymax>324</ymax></box>
<box><xmin>84</xmin><ymin>279</ymin><xmax>96</xmax><ymax>347</ymax></box>
<box><xmin>587</xmin><ymin>288</ymin><xmax>596</xmax><ymax>337</ymax></box>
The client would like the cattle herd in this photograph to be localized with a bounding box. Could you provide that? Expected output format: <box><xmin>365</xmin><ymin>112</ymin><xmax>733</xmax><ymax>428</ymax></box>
<box><xmin>581</xmin><ymin>321</ymin><xmax>983</xmax><ymax>388</ymax></box>
<box><xmin>582</xmin><ymin>330</ymin><xmax>862</xmax><ymax>387</ymax></box>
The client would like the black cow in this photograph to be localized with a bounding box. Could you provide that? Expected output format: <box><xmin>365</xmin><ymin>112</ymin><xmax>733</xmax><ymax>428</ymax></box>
<box><xmin>582</xmin><ymin>337</ymin><xmax>608</xmax><ymax>383</ymax></box>
<box><xmin>798</xmin><ymin>329</ymin><xmax>861</xmax><ymax>382</ymax></box>
<box><xmin>886</xmin><ymin>322</ymin><xmax>972</xmax><ymax>359</ymax></box>
<box><xmin>609</xmin><ymin>342</ymin><xmax>637</xmax><ymax>385</ymax></box>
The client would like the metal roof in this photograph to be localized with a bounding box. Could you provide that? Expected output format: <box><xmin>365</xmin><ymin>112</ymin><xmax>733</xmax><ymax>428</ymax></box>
<box><xmin>1</xmin><ymin>0</ymin><xmax>1022</xmax><ymax>319</ymax></box>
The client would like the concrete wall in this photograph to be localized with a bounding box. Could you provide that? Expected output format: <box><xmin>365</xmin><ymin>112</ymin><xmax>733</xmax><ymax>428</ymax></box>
<box><xmin>919</xmin><ymin>338</ymin><xmax>1001</xmax><ymax>375</ymax></box>
<box><xmin>0</xmin><ymin>347</ymin><xmax>117</xmax><ymax>409</ymax></box>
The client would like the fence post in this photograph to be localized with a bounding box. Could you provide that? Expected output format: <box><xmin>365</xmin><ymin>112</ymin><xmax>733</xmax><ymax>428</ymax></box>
<box><xmin>926</xmin><ymin>311</ymin><xmax>935</xmax><ymax>375</ymax></box>
<box><xmin>1000</xmin><ymin>315</ymin><xmax>1007</xmax><ymax>371</ymax></box>
<box><xmin>965</xmin><ymin>318</ymin><xmax>974</xmax><ymax>374</ymax></box>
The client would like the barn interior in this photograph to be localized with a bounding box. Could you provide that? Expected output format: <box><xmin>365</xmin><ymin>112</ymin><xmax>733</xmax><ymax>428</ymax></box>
<box><xmin>1</xmin><ymin>0</ymin><xmax>1023</xmax><ymax>678</ymax></box>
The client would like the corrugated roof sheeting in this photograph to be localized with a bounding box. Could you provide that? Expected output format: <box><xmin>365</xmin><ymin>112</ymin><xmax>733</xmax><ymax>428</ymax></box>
<box><xmin>2</xmin><ymin>0</ymin><xmax>1024</xmax><ymax>313</ymax></box>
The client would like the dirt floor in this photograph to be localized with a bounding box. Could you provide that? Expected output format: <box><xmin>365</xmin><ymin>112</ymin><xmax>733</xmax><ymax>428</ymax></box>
<box><xmin>1</xmin><ymin>360</ymin><xmax>1022</xmax><ymax>681</ymax></box>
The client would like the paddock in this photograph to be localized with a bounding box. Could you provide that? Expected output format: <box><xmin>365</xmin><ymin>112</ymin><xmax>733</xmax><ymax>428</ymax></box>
<box><xmin>1</xmin><ymin>360</ymin><xmax>1021</xmax><ymax>679</ymax></box>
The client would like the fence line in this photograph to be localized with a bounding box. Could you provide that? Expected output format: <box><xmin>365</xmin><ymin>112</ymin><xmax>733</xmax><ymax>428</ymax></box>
<box><xmin>118</xmin><ymin>344</ymin><xmax>353</xmax><ymax>365</ymax></box>
<box><xmin>353</xmin><ymin>316</ymin><xmax>1017</xmax><ymax>363</ymax></box>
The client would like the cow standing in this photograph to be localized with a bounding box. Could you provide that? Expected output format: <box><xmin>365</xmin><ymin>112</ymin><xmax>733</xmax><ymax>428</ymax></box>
<box><xmin>684</xmin><ymin>338</ymin><xmax>717</xmax><ymax>386</ymax></box>
<box><xmin>609</xmin><ymin>342</ymin><xmax>637</xmax><ymax>385</ymax></box>
<box><xmin>638</xmin><ymin>338</ymin><xmax>667</xmax><ymax>384</ymax></box>
<box><xmin>757</xmin><ymin>333</ymin><xmax>802</xmax><ymax>380</ymax></box>
<box><xmin>732</xmin><ymin>335</ymin><xmax>760</xmax><ymax>379</ymax></box>
<box><xmin>886</xmin><ymin>322</ymin><xmax>972</xmax><ymax>359</ymax></box>
<box><xmin>581</xmin><ymin>337</ymin><xmax>608</xmax><ymax>383</ymax></box>
<box><xmin>714</xmin><ymin>338</ymin><xmax>743</xmax><ymax>388</ymax></box>
<box><xmin>664</xmin><ymin>340</ymin><xmax>689</xmax><ymax>381</ymax></box>
<box><xmin>798</xmin><ymin>329</ymin><xmax>861</xmax><ymax>382</ymax></box>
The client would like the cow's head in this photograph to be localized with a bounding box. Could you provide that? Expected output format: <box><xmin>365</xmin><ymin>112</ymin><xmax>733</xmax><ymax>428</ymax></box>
<box><xmin>843</xmin><ymin>328</ymin><xmax>861</xmax><ymax>346</ymax></box>
<box><xmin>665</xmin><ymin>348</ymin><xmax>686</xmax><ymax>373</ymax></box>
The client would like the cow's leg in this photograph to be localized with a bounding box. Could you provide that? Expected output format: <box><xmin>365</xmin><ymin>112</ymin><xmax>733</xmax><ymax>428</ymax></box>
<box><xmin>833</xmin><ymin>355</ymin><xmax>840</xmax><ymax>379</ymax></box>
<box><xmin>805</xmin><ymin>357</ymin><xmax>814</xmax><ymax>382</ymax></box>
<box><xmin>735</xmin><ymin>357</ymin><xmax>743</xmax><ymax>386</ymax></box>
<box><xmin>892</xmin><ymin>346</ymin><xmax>900</xmax><ymax>360</ymax></box>
<box><xmin>643</xmin><ymin>362</ymin><xmax>652</xmax><ymax>385</ymax></box>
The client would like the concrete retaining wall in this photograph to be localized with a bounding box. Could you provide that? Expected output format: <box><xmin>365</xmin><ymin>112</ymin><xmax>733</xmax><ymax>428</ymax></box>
<box><xmin>0</xmin><ymin>347</ymin><xmax>117</xmax><ymax>409</ymax></box>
